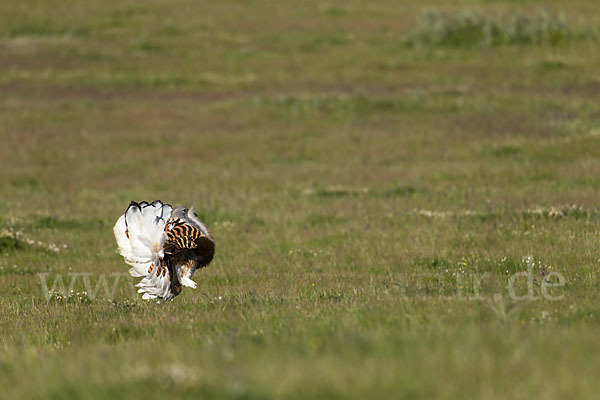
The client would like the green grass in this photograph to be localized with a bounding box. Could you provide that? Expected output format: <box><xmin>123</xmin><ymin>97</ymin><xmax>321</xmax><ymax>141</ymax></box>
<box><xmin>2</xmin><ymin>0</ymin><xmax>600</xmax><ymax>398</ymax></box>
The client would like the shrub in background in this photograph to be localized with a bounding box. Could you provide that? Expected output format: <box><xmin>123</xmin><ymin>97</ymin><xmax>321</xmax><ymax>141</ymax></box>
<box><xmin>404</xmin><ymin>9</ymin><xmax>592</xmax><ymax>48</ymax></box>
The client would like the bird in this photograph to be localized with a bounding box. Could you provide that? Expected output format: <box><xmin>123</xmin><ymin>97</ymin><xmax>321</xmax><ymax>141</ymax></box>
<box><xmin>113</xmin><ymin>200</ymin><xmax>215</xmax><ymax>302</ymax></box>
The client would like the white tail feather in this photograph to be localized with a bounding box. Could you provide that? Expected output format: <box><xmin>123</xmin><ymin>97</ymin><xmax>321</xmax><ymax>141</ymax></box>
<box><xmin>113</xmin><ymin>215</ymin><xmax>132</xmax><ymax>262</ymax></box>
<box><xmin>128</xmin><ymin>267</ymin><xmax>144</xmax><ymax>278</ymax></box>
<box><xmin>113</xmin><ymin>201</ymin><xmax>172</xmax><ymax>277</ymax></box>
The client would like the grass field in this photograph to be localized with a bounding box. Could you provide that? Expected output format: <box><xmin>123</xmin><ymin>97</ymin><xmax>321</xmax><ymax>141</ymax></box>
<box><xmin>1</xmin><ymin>0</ymin><xmax>600</xmax><ymax>398</ymax></box>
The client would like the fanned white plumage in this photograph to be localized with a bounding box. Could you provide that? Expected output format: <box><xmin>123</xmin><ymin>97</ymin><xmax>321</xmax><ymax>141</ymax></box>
<box><xmin>113</xmin><ymin>200</ymin><xmax>172</xmax><ymax>282</ymax></box>
<box><xmin>135</xmin><ymin>265</ymin><xmax>171</xmax><ymax>301</ymax></box>
<box><xmin>114</xmin><ymin>200</ymin><xmax>214</xmax><ymax>302</ymax></box>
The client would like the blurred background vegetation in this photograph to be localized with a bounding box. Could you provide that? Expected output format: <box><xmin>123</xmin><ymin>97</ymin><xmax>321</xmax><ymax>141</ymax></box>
<box><xmin>1</xmin><ymin>0</ymin><xmax>600</xmax><ymax>399</ymax></box>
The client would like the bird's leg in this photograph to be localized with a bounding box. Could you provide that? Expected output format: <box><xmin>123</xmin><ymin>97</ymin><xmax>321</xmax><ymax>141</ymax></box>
<box><xmin>166</xmin><ymin>258</ymin><xmax>182</xmax><ymax>297</ymax></box>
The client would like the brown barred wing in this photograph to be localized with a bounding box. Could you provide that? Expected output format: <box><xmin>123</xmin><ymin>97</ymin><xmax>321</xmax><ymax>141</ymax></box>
<box><xmin>164</xmin><ymin>220</ymin><xmax>201</xmax><ymax>252</ymax></box>
<box><xmin>163</xmin><ymin>219</ymin><xmax>215</xmax><ymax>268</ymax></box>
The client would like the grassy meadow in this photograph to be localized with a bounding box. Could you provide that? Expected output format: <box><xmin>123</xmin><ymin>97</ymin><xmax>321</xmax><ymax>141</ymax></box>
<box><xmin>1</xmin><ymin>0</ymin><xmax>600</xmax><ymax>398</ymax></box>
